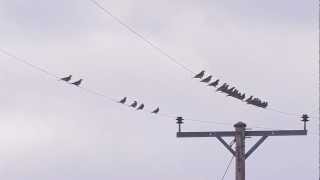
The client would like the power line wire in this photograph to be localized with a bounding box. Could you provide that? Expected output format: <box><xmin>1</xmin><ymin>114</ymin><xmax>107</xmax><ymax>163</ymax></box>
<box><xmin>154</xmin><ymin>111</ymin><xmax>301</xmax><ymax>130</ymax></box>
<box><xmin>0</xmin><ymin>48</ymin><xmax>248</xmax><ymax>128</ymax></box>
<box><xmin>220</xmin><ymin>140</ymin><xmax>235</xmax><ymax>180</ymax></box>
<box><xmin>0</xmin><ymin>48</ymin><xmax>312</xmax><ymax>130</ymax></box>
<box><xmin>86</xmin><ymin>0</ymin><xmax>318</xmax><ymax>119</ymax></box>
<box><xmin>221</xmin><ymin>155</ymin><xmax>234</xmax><ymax>180</ymax></box>
<box><xmin>0</xmin><ymin>48</ymin><xmax>59</xmax><ymax>79</ymax></box>
<box><xmin>88</xmin><ymin>0</ymin><xmax>195</xmax><ymax>75</ymax></box>
<box><xmin>267</xmin><ymin>107</ymin><xmax>299</xmax><ymax>116</ymax></box>
<box><xmin>89</xmin><ymin>0</ymin><xmax>267</xmax><ymax>110</ymax></box>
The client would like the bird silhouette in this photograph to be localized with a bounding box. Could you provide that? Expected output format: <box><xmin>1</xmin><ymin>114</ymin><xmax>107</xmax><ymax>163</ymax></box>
<box><xmin>216</xmin><ymin>83</ymin><xmax>227</xmax><ymax>92</ymax></box>
<box><xmin>119</xmin><ymin>97</ymin><xmax>127</xmax><ymax>104</ymax></box>
<box><xmin>201</xmin><ymin>75</ymin><xmax>212</xmax><ymax>83</ymax></box>
<box><xmin>221</xmin><ymin>85</ymin><xmax>230</xmax><ymax>93</ymax></box>
<box><xmin>130</xmin><ymin>101</ymin><xmax>138</xmax><ymax>108</ymax></box>
<box><xmin>193</xmin><ymin>70</ymin><xmax>205</xmax><ymax>79</ymax></box>
<box><xmin>60</xmin><ymin>75</ymin><xmax>72</xmax><ymax>82</ymax></box>
<box><xmin>226</xmin><ymin>87</ymin><xmax>235</xmax><ymax>96</ymax></box>
<box><xmin>71</xmin><ymin>79</ymin><xmax>82</xmax><ymax>86</ymax></box>
<box><xmin>250</xmin><ymin>98</ymin><xmax>262</xmax><ymax>107</ymax></box>
<box><xmin>208</xmin><ymin>79</ymin><xmax>220</xmax><ymax>87</ymax></box>
<box><xmin>234</xmin><ymin>92</ymin><xmax>243</xmax><ymax>100</ymax></box>
<box><xmin>240</xmin><ymin>93</ymin><xmax>246</xmax><ymax>100</ymax></box>
<box><xmin>262</xmin><ymin>102</ymin><xmax>268</xmax><ymax>108</ymax></box>
<box><xmin>253</xmin><ymin>98</ymin><xmax>261</xmax><ymax>105</ymax></box>
<box><xmin>152</xmin><ymin>107</ymin><xmax>160</xmax><ymax>114</ymax></box>
<box><xmin>137</xmin><ymin>104</ymin><xmax>145</xmax><ymax>110</ymax></box>
<box><xmin>246</xmin><ymin>96</ymin><xmax>253</xmax><ymax>104</ymax></box>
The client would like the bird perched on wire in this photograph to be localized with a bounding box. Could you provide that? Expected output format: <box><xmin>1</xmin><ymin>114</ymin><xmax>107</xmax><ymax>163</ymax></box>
<box><xmin>208</xmin><ymin>79</ymin><xmax>220</xmax><ymax>87</ymax></box>
<box><xmin>119</xmin><ymin>97</ymin><xmax>127</xmax><ymax>104</ymax></box>
<box><xmin>261</xmin><ymin>101</ymin><xmax>268</xmax><ymax>108</ymax></box>
<box><xmin>71</xmin><ymin>79</ymin><xmax>82</xmax><ymax>86</ymax></box>
<box><xmin>152</xmin><ymin>107</ymin><xmax>160</xmax><ymax>114</ymax></box>
<box><xmin>226</xmin><ymin>87</ymin><xmax>235</xmax><ymax>96</ymax></box>
<box><xmin>193</xmin><ymin>70</ymin><xmax>205</xmax><ymax>79</ymax></box>
<box><xmin>130</xmin><ymin>101</ymin><xmax>138</xmax><ymax>108</ymax></box>
<box><xmin>239</xmin><ymin>93</ymin><xmax>246</xmax><ymax>100</ymax></box>
<box><xmin>201</xmin><ymin>75</ymin><xmax>212</xmax><ymax>83</ymax></box>
<box><xmin>60</xmin><ymin>75</ymin><xmax>72</xmax><ymax>82</ymax></box>
<box><xmin>246</xmin><ymin>96</ymin><xmax>253</xmax><ymax>104</ymax></box>
<box><xmin>217</xmin><ymin>83</ymin><xmax>228</xmax><ymax>92</ymax></box>
<box><xmin>137</xmin><ymin>104</ymin><xmax>145</xmax><ymax>110</ymax></box>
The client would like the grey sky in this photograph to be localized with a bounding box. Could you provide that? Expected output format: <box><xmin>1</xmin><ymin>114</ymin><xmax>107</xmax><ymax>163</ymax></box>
<box><xmin>0</xmin><ymin>0</ymin><xmax>318</xmax><ymax>179</ymax></box>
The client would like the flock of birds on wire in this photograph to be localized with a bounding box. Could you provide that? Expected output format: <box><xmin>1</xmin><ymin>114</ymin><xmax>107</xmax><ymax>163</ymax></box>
<box><xmin>60</xmin><ymin>70</ymin><xmax>268</xmax><ymax>115</ymax></box>
<box><xmin>193</xmin><ymin>70</ymin><xmax>268</xmax><ymax>108</ymax></box>
<box><xmin>118</xmin><ymin>97</ymin><xmax>160</xmax><ymax>114</ymax></box>
<box><xmin>60</xmin><ymin>75</ymin><xmax>161</xmax><ymax>114</ymax></box>
<box><xmin>60</xmin><ymin>75</ymin><xmax>83</xmax><ymax>86</ymax></box>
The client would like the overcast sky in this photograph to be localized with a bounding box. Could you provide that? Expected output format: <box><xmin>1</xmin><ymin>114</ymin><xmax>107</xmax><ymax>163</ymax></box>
<box><xmin>0</xmin><ymin>0</ymin><xmax>318</xmax><ymax>179</ymax></box>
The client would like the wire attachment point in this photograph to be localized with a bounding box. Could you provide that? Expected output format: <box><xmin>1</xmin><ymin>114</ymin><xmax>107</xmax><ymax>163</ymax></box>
<box><xmin>301</xmin><ymin>114</ymin><xmax>309</xmax><ymax>130</ymax></box>
<box><xmin>176</xmin><ymin>117</ymin><xmax>184</xmax><ymax>132</ymax></box>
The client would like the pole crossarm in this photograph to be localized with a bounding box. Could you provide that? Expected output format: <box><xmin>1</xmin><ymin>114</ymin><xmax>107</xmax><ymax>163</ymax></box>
<box><xmin>216</xmin><ymin>136</ymin><xmax>236</xmax><ymax>156</ymax></box>
<box><xmin>245</xmin><ymin>130</ymin><xmax>307</xmax><ymax>136</ymax></box>
<box><xmin>177</xmin><ymin>131</ymin><xmax>236</xmax><ymax>138</ymax></box>
<box><xmin>176</xmin><ymin>130</ymin><xmax>307</xmax><ymax>138</ymax></box>
<box><xmin>245</xmin><ymin>136</ymin><xmax>268</xmax><ymax>160</ymax></box>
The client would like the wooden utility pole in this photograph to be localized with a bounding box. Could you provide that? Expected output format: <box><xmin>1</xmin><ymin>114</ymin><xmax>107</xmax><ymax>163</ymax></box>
<box><xmin>176</xmin><ymin>114</ymin><xmax>309</xmax><ymax>180</ymax></box>
<box><xmin>234</xmin><ymin>122</ymin><xmax>246</xmax><ymax>180</ymax></box>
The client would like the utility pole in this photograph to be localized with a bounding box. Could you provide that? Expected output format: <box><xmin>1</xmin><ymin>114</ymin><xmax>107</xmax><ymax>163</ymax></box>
<box><xmin>234</xmin><ymin>122</ymin><xmax>246</xmax><ymax>180</ymax></box>
<box><xmin>176</xmin><ymin>114</ymin><xmax>309</xmax><ymax>180</ymax></box>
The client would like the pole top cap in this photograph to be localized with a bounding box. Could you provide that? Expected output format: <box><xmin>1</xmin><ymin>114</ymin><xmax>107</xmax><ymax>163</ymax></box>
<box><xmin>234</xmin><ymin>121</ymin><xmax>247</xmax><ymax>128</ymax></box>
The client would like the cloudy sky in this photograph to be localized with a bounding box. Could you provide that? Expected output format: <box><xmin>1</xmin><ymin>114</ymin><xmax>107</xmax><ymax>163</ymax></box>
<box><xmin>0</xmin><ymin>0</ymin><xmax>318</xmax><ymax>179</ymax></box>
